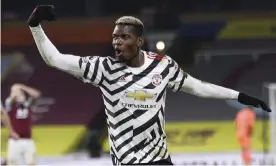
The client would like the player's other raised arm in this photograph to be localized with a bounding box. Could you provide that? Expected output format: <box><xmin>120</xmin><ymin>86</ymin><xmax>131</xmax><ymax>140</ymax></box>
<box><xmin>27</xmin><ymin>5</ymin><xmax>103</xmax><ymax>84</ymax></box>
<box><xmin>167</xmin><ymin>57</ymin><xmax>271</xmax><ymax>112</ymax></box>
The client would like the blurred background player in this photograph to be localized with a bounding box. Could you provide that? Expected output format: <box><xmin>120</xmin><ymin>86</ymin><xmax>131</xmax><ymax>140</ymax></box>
<box><xmin>5</xmin><ymin>83</ymin><xmax>41</xmax><ymax>165</ymax></box>
<box><xmin>235</xmin><ymin>106</ymin><xmax>256</xmax><ymax>165</ymax></box>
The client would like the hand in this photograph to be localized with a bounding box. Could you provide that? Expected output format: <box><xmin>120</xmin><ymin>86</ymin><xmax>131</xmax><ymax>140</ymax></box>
<box><xmin>11</xmin><ymin>84</ymin><xmax>24</xmax><ymax>95</ymax></box>
<box><xmin>11</xmin><ymin>84</ymin><xmax>21</xmax><ymax>91</ymax></box>
<box><xmin>27</xmin><ymin>5</ymin><xmax>56</xmax><ymax>27</ymax></box>
<box><xmin>10</xmin><ymin>130</ymin><xmax>20</xmax><ymax>140</ymax></box>
<box><xmin>238</xmin><ymin>92</ymin><xmax>271</xmax><ymax>112</ymax></box>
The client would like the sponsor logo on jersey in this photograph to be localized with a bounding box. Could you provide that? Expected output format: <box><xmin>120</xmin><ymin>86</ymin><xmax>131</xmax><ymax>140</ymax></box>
<box><xmin>122</xmin><ymin>90</ymin><xmax>157</xmax><ymax>109</ymax></box>
<box><xmin>121</xmin><ymin>103</ymin><xmax>157</xmax><ymax>109</ymax></box>
<box><xmin>125</xmin><ymin>90</ymin><xmax>156</xmax><ymax>101</ymax></box>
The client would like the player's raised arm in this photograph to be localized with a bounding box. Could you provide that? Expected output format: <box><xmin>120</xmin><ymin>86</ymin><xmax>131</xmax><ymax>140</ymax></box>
<box><xmin>27</xmin><ymin>5</ymin><xmax>103</xmax><ymax>85</ymax></box>
<box><xmin>16</xmin><ymin>84</ymin><xmax>41</xmax><ymax>99</ymax></box>
<box><xmin>168</xmin><ymin>58</ymin><xmax>271</xmax><ymax>112</ymax></box>
<box><xmin>29</xmin><ymin>24</ymin><xmax>84</xmax><ymax>77</ymax></box>
<box><xmin>27</xmin><ymin>5</ymin><xmax>82</xmax><ymax>76</ymax></box>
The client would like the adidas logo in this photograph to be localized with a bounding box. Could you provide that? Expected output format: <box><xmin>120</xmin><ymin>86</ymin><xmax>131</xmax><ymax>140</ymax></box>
<box><xmin>119</xmin><ymin>76</ymin><xmax>126</xmax><ymax>82</ymax></box>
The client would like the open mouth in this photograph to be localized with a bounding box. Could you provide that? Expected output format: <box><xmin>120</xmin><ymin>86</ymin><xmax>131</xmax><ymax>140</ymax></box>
<box><xmin>115</xmin><ymin>48</ymin><xmax>123</xmax><ymax>57</ymax></box>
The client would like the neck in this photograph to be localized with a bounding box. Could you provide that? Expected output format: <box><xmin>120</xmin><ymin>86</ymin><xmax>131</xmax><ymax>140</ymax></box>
<box><xmin>127</xmin><ymin>50</ymin><xmax>144</xmax><ymax>68</ymax></box>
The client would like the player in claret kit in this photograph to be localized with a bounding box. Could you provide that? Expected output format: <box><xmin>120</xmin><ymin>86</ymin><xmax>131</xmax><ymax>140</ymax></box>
<box><xmin>5</xmin><ymin>83</ymin><xmax>41</xmax><ymax>165</ymax></box>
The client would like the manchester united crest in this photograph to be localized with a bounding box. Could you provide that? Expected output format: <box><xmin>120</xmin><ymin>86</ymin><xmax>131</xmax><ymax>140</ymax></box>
<box><xmin>152</xmin><ymin>74</ymin><xmax>162</xmax><ymax>86</ymax></box>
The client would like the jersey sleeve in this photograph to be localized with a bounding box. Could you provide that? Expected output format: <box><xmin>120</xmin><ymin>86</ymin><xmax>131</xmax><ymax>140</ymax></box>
<box><xmin>168</xmin><ymin>58</ymin><xmax>188</xmax><ymax>92</ymax></box>
<box><xmin>168</xmin><ymin>57</ymin><xmax>239</xmax><ymax>99</ymax></box>
<box><xmin>24</xmin><ymin>97</ymin><xmax>36</xmax><ymax>107</ymax></box>
<box><xmin>77</xmin><ymin>56</ymin><xmax>104</xmax><ymax>85</ymax></box>
<box><xmin>29</xmin><ymin>25</ymin><xmax>104</xmax><ymax>86</ymax></box>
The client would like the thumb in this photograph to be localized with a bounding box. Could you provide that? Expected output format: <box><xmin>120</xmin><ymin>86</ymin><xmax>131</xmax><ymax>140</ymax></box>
<box><xmin>260</xmin><ymin>102</ymin><xmax>271</xmax><ymax>112</ymax></box>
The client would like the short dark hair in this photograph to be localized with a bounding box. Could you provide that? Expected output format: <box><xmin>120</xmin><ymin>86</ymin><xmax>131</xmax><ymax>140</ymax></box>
<box><xmin>115</xmin><ymin>16</ymin><xmax>144</xmax><ymax>36</ymax></box>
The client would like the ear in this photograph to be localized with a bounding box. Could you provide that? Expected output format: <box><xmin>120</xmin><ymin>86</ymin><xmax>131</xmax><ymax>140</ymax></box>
<box><xmin>137</xmin><ymin>36</ymin><xmax>144</xmax><ymax>48</ymax></box>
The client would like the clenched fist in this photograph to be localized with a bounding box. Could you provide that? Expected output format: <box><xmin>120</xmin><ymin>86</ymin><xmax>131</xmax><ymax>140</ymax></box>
<box><xmin>27</xmin><ymin>5</ymin><xmax>56</xmax><ymax>27</ymax></box>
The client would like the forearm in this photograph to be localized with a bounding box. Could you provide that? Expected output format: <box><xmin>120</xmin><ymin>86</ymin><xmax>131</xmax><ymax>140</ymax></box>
<box><xmin>1</xmin><ymin>110</ymin><xmax>14</xmax><ymax>131</ymax></box>
<box><xmin>180</xmin><ymin>75</ymin><xmax>239</xmax><ymax>99</ymax></box>
<box><xmin>29</xmin><ymin>25</ymin><xmax>59</xmax><ymax>66</ymax></box>
<box><xmin>29</xmin><ymin>25</ymin><xmax>82</xmax><ymax>76</ymax></box>
<box><xmin>9</xmin><ymin>93</ymin><xmax>17</xmax><ymax>102</ymax></box>
<box><xmin>19</xmin><ymin>85</ymin><xmax>41</xmax><ymax>98</ymax></box>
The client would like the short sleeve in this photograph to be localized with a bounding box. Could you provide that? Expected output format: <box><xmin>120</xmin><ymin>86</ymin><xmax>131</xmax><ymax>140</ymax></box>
<box><xmin>78</xmin><ymin>56</ymin><xmax>104</xmax><ymax>85</ymax></box>
<box><xmin>5</xmin><ymin>98</ymin><xmax>13</xmax><ymax>112</ymax></box>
